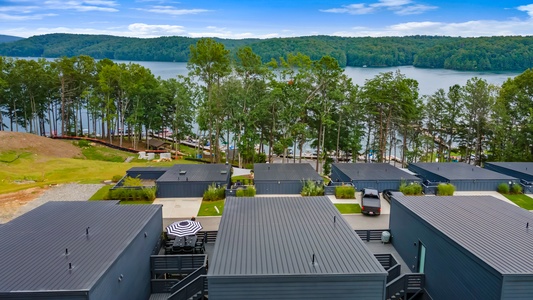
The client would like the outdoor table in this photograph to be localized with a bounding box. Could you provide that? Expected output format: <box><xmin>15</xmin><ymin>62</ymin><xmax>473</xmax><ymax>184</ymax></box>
<box><xmin>172</xmin><ymin>235</ymin><xmax>197</xmax><ymax>249</ymax></box>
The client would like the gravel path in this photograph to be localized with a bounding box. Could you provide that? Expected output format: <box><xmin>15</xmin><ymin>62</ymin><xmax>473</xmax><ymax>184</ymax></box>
<box><xmin>13</xmin><ymin>183</ymin><xmax>104</xmax><ymax>219</ymax></box>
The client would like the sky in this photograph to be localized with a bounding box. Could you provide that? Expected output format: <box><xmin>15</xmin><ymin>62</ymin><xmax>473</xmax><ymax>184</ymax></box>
<box><xmin>1</xmin><ymin>0</ymin><xmax>533</xmax><ymax>39</ymax></box>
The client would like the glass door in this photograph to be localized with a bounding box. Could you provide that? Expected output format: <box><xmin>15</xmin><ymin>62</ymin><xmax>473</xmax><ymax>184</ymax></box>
<box><xmin>418</xmin><ymin>242</ymin><xmax>426</xmax><ymax>273</ymax></box>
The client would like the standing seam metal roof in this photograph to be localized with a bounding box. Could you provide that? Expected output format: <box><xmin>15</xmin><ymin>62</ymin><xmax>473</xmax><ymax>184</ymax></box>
<box><xmin>156</xmin><ymin>164</ymin><xmax>231</xmax><ymax>182</ymax></box>
<box><xmin>394</xmin><ymin>195</ymin><xmax>533</xmax><ymax>274</ymax></box>
<box><xmin>0</xmin><ymin>201</ymin><xmax>161</xmax><ymax>292</ymax></box>
<box><xmin>485</xmin><ymin>162</ymin><xmax>533</xmax><ymax>177</ymax></box>
<box><xmin>209</xmin><ymin>196</ymin><xmax>386</xmax><ymax>277</ymax></box>
<box><xmin>333</xmin><ymin>163</ymin><xmax>421</xmax><ymax>181</ymax></box>
<box><xmin>253</xmin><ymin>163</ymin><xmax>323</xmax><ymax>182</ymax></box>
<box><xmin>410</xmin><ymin>163</ymin><xmax>517</xmax><ymax>180</ymax></box>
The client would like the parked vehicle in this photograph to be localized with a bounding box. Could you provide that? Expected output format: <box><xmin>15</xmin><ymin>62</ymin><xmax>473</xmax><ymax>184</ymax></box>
<box><xmin>382</xmin><ymin>189</ymin><xmax>403</xmax><ymax>204</ymax></box>
<box><xmin>361</xmin><ymin>188</ymin><xmax>381</xmax><ymax>216</ymax></box>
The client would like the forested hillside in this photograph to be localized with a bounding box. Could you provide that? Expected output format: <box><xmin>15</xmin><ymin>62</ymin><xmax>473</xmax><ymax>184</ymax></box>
<box><xmin>0</xmin><ymin>35</ymin><xmax>23</xmax><ymax>44</ymax></box>
<box><xmin>1</xmin><ymin>34</ymin><xmax>532</xmax><ymax>71</ymax></box>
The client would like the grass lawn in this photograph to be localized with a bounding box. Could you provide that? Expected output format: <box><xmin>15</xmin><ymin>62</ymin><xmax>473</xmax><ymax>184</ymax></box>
<box><xmin>334</xmin><ymin>203</ymin><xmax>362</xmax><ymax>214</ymax></box>
<box><xmin>0</xmin><ymin>145</ymin><xmax>200</xmax><ymax>194</ymax></box>
<box><xmin>197</xmin><ymin>200</ymin><xmax>225</xmax><ymax>216</ymax></box>
<box><xmin>503</xmin><ymin>194</ymin><xmax>533</xmax><ymax>210</ymax></box>
<box><xmin>231</xmin><ymin>174</ymin><xmax>253</xmax><ymax>185</ymax></box>
<box><xmin>89</xmin><ymin>185</ymin><xmax>113</xmax><ymax>200</ymax></box>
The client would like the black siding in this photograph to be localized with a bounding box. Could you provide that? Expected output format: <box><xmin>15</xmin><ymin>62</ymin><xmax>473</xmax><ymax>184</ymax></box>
<box><xmin>255</xmin><ymin>180</ymin><xmax>305</xmax><ymax>194</ymax></box>
<box><xmin>89</xmin><ymin>206</ymin><xmax>162</xmax><ymax>300</ymax></box>
<box><xmin>390</xmin><ymin>199</ymin><xmax>502</xmax><ymax>299</ymax></box>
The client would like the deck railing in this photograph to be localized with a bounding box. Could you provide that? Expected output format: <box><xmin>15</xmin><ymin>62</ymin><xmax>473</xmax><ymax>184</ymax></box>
<box><xmin>150</xmin><ymin>255</ymin><xmax>207</xmax><ymax>293</ymax></box>
<box><xmin>196</xmin><ymin>231</ymin><xmax>218</xmax><ymax>243</ymax></box>
<box><xmin>168</xmin><ymin>275</ymin><xmax>207</xmax><ymax>300</ymax></box>
<box><xmin>170</xmin><ymin>266</ymin><xmax>207</xmax><ymax>294</ymax></box>
<box><xmin>355</xmin><ymin>229</ymin><xmax>389</xmax><ymax>241</ymax></box>
<box><xmin>386</xmin><ymin>273</ymin><xmax>425</xmax><ymax>300</ymax></box>
<box><xmin>374</xmin><ymin>253</ymin><xmax>401</xmax><ymax>282</ymax></box>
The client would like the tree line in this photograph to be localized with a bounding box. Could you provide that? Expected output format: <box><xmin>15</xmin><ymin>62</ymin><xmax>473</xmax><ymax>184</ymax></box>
<box><xmin>2</xmin><ymin>34</ymin><xmax>533</xmax><ymax>71</ymax></box>
<box><xmin>1</xmin><ymin>38</ymin><xmax>533</xmax><ymax>172</ymax></box>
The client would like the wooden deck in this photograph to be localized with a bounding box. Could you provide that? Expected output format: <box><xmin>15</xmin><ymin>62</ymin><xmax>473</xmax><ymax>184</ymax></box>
<box><xmin>363</xmin><ymin>241</ymin><xmax>411</xmax><ymax>274</ymax></box>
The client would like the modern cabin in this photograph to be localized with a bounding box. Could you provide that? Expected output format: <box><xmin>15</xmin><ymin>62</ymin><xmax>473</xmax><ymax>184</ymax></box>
<box><xmin>253</xmin><ymin>163</ymin><xmax>323</xmax><ymax>194</ymax></box>
<box><xmin>331</xmin><ymin>163</ymin><xmax>421</xmax><ymax>192</ymax></box>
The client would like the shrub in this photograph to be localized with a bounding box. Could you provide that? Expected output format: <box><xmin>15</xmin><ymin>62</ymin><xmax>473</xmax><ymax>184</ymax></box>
<box><xmin>203</xmin><ymin>183</ymin><xmax>226</xmax><ymax>201</ymax></box>
<box><xmin>497</xmin><ymin>182</ymin><xmax>510</xmax><ymax>194</ymax></box>
<box><xmin>511</xmin><ymin>184</ymin><xmax>523</xmax><ymax>194</ymax></box>
<box><xmin>108</xmin><ymin>187</ymin><xmax>156</xmax><ymax>201</ymax></box>
<box><xmin>123</xmin><ymin>176</ymin><xmax>143</xmax><ymax>187</ymax></box>
<box><xmin>235</xmin><ymin>189</ymin><xmax>245</xmax><ymax>197</ymax></box>
<box><xmin>112</xmin><ymin>175</ymin><xmax>123</xmax><ymax>182</ymax></box>
<box><xmin>77</xmin><ymin>139</ymin><xmax>90</xmax><ymax>147</ymax></box>
<box><xmin>301</xmin><ymin>180</ymin><xmax>324</xmax><ymax>196</ymax></box>
<box><xmin>400</xmin><ymin>182</ymin><xmax>423</xmax><ymax>195</ymax></box>
<box><xmin>437</xmin><ymin>183</ymin><xmax>455</xmax><ymax>196</ymax></box>
<box><xmin>335</xmin><ymin>185</ymin><xmax>355</xmax><ymax>199</ymax></box>
<box><xmin>244</xmin><ymin>185</ymin><xmax>256</xmax><ymax>197</ymax></box>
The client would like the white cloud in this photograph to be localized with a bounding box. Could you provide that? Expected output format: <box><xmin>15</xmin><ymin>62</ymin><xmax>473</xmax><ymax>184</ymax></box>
<box><xmin>321</xmin><ymin>0</ymin><xmax>437</xmax><ymax>16</ymax></box>
<box><xmin>320</xmin><ymin>4</ymin><xmax>375</xmax><ymax>15</ymax></box>
<box><xmin>0</xmin><ymin>13</ymin><xmax>57</xmax><ymax>21</ymax></box>
<box><xmin>188</xmin><ymin>26</ymin><xmax>280</xmax><ymax>39</ymax></box>
<box><xmin>394</xmin><ymin>4</ymin><xmax>438</xmax><ymax>15</ymax></box>
<box><xmin>332</xmin><ymin>18</ymin><xmax>533</xmax><ymax>37</ymax></box>
<box><xmin>371</xmin><ymin>0</ymin><xmax>412</xmax><ymax>8</ymax></box>
<box><xmin>137</xmin><ymin>5</ymin><xmax>209</xmax><ymax>15</ymax></box>
<box><xmin>128</xmin><ymin>23</ymin><xmax>185</xmax><ymax>36</ymax></box>
<box><xmin>43</xmin><ymin>1</ymin><xmax>119</xmax><ymax>12</ymax></box>
<box><xmin>517</xmin><ymin>4</ymin><xmax>533</xmax><ymax>17</ymax></box>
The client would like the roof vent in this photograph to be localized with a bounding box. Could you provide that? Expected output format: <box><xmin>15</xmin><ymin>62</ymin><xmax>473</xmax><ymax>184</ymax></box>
<box><xmin>179</xmin><ymin>170</ymin><xmax>187</xmax><ymax>175</ymax></box>
<box><xmin>220</xmin><ymin>170</ymin><xmax>227</xmax><ymax>174</ymax></box>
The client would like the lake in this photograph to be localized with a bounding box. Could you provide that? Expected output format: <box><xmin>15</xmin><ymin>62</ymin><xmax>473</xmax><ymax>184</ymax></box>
<box><xmin>127</xmin><ymin>60</ymin><xmax>520</xmax><ymax>96</ymax></box>
<box><xmin>3</xmin><ymin>59</ymin><xmax>522</xmax><ymax>138</ymax></box>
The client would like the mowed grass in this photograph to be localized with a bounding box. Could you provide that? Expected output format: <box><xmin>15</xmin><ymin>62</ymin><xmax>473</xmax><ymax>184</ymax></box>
<box><xmin>0</xmin><ymin>145</ymin><xmax>199</xmax><ymax>194</ymax></box>
<box><xmin>334</xmin><ymin>203</ymin><xmax>362</xmax><ymax>214</ymax></box>
<box><xmin>89</xmin><ymin>185</ymin><xmax>113</xmax><ymax>200</ymax></box>
<box><xmin>197</xmin><ymin>200</ymin><xmax>225</xmax><ymax>216</ymax></box>
<box><xmin>503</xmin><ymin>194</ymin><xmax>533</xmax><ymax>210</ymax></box>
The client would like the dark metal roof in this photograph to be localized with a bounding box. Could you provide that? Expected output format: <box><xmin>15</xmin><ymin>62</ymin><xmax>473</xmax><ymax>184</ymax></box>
<box><xmin>253</xmin><ymin>163</ymin><xmax>323</xmax><ymax>182</ymax></box>
<box><xmin>209</xmin><ymin>196</ymin><xmax>386</xmax><ymax>277</ymax></box>
<box><xmin>394</xmin><ymin>195</ymin><xmax>533</xmax><ymax>275</ymax></box>
<box><xmin>156</xmin><ymin>164</ymin><xmax>231</xmax><ymax>182</ymax></box>
<box><xmin>485</xmin><ymin>162</ymin><xmax>533</xmax><ymax>177</ymax></box>
<box><xmin>333</xmin><ymin>163</ymin><xmax>420</xmax><ymax>181</ymax></box>
<box><xmin>0</xmin><ymin>201</ymin><xmax>162</xmax><ymax>292</ymax></box>
<box><xmin>410</xmin><ymin>162</ymin><xmax>516</xmax><ymax>180</ymax></box>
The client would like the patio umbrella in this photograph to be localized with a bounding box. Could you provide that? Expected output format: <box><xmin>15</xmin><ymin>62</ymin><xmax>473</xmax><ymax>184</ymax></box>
<box><xmin>166</xmin><ymin>220</ymin><xmax>203</xmax><ymax>237</ymax></box>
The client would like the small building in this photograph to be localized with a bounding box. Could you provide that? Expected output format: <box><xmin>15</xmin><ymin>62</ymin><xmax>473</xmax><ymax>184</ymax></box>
<box><xmin>390</xmin><ymin>195</ymin><xmax>533</xmax><ymax>299</ymax></box>
<box><xmin>146</xmin><ymin>138</ymin><xmax>166</xmax><ymax>150</ymax></box>
<box><xmin>208</xmin><ymin>196</ymin><xmax>387</xmax><ymax>299</ymax></box>
<box><xmin>408</xmin><ymin>162</ymin><xmax>517</xmax><ymax>191</ymax></box>
<box><xmin>253</xmin><ymin>163</ymin><xmax>323</xmax><ymax>194</ymax></box>
<box><xmin>331</xmin><ymin>163</ymin><xmax>421</xmax><ymax>192</ymax></box>
<box><xmin>156</xmin><ymin>164</ymin><xmax>231</xmax><ymax>198</ymax></box>
<box><xmin>485</xmin><ymin>162</ymin><xmax>533</xmax><ymax>193</ymax></box>
<box><xmin>0</xmin><ymin>201</ymin><xmax>162</xmax><ymax>300</ymax></box>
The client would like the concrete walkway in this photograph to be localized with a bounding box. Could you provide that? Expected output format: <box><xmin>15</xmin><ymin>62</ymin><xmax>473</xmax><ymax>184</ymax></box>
<box><xmin>153</xmin><ymin>197</ymin><xmax>202</xmax><ymax>220</ymax></box>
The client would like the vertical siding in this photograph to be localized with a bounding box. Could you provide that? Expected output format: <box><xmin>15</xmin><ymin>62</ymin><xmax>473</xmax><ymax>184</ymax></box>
<box><xmin>450</xmin><ymin>179</ymin><xmax>507</xmax><ymax>191</ymax></box>
<box><xmin>353</xmin><ymin>180</ymin><xmax>420</xmax><ymax>192</ymax></box>
<box><xmin>255</xmin><ymin>181</ymin><xmax>303</xmax><ymax>194</ymax></box>
<box><xmin>89</xmin><ymin>207</ymin><xmax>162</xmax><ymax>300</ymax></box>
<box><xmin>208</xmin><ymin>276</ymin><xmax>385</xmax><ymax>300</ymax></box>
<box><xmin>390</xmin><ymin>201</ymin><xmax>502</xmax><ymax>299</ymax></box>
<box><xmin>485</xmin><ymin>164</ymin><xmax>533</xmax><ymax>182</ymax></box>
<box><xmin>0</xmin><ymin>292</ymin><xmax>87</xmax><ymax>300</ymax></box>
<box><xmin>501</xmin><ymin>275</ymin><xmax>533</xmax><ymax>299</ymax></box>
<box><xmin>157</xmin><ymin>182</ymin><xmax>225</xmax><ymax>197</ymax></box>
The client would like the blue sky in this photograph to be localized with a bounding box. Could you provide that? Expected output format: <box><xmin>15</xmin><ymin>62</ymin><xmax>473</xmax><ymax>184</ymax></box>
<box><xmin>1</xmin><ymin>0</ymin><xmax>533</xmax><ymax>38</ymax></box>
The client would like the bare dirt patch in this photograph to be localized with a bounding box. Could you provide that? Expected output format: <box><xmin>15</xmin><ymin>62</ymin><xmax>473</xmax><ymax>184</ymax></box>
<box><xmin>0</xmin><ymin>132</ymin><xmax>82</xmax><ymax>158</ymax></box>
<box><xmin>0</xmin><ymin>186</ymin><xmax>48</xmax><ymax>223</ymax></box>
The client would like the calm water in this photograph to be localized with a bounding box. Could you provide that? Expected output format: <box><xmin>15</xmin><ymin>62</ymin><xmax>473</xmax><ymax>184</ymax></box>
<box><xmin>5</xmin><ymin>59</ymin><xmax>522</xmax><ymax>137</ymax></box>
<box><xmin>130</xmin><ymin>61</ymin><xmax>520</xmax><ymax>96</ymax></box>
